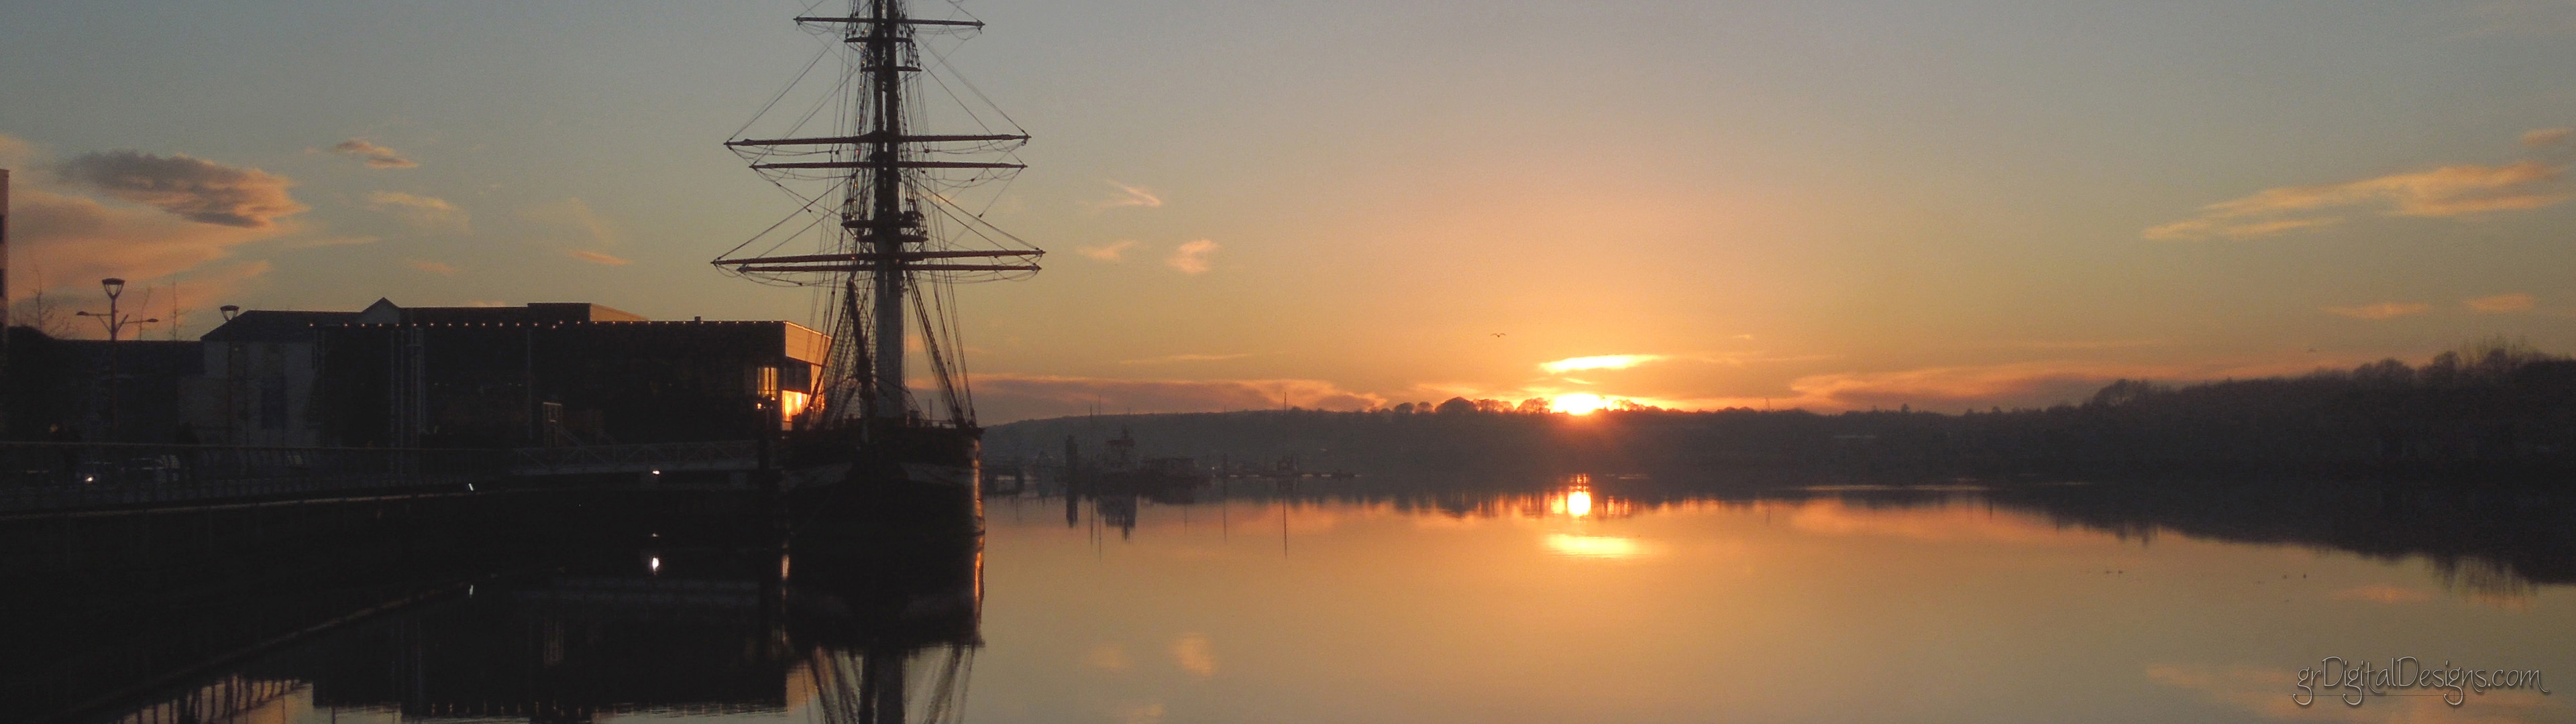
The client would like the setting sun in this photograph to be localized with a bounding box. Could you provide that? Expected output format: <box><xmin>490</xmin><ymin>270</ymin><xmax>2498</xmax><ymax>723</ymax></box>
<box><xmin>1550</xmin><ymin>394</ymin><xmax>1609</xmax><ymax>415</ymax></box>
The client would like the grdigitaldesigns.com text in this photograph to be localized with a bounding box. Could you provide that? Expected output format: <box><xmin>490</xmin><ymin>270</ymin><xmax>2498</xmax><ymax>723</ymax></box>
<box><xmin>2296</xmin><ymin>657</ymin><xmax>2549</xmax><ymax>707</ymax></box>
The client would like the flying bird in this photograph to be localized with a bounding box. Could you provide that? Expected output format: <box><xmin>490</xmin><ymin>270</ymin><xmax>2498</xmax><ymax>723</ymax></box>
<box><xmin>1490</xmin><ymin>333</ymin><xmax>1507</xmax><ymax>337</ymax></box>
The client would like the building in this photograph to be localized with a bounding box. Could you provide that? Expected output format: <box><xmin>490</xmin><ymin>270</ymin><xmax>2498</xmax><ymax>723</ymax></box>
<box><xmin>198</xmin><ymin>309</ymin><xmax>356</xmax><ymax>446</ymax></box>
<box><xmin>307</xmin><ymin>300</ymin><xmax>826</xmax><ymax>448</ymax></box>
<box><xmin>178</xmin><ymin>299</ymin><xmax>826</xmax><ymax>449</ymax></box>
<box><xmin>9</xmin><ymin>337</ymin><xmax>206</xmax><ymax>444</ymax></box>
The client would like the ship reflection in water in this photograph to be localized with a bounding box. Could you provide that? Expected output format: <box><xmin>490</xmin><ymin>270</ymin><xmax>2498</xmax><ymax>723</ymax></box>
<box><xmin>20</xmin><ymin>510</ymin><xmax>984</xmax><ymax>724</ymax></box>
<box><xmin>23</xmin><ymin>475</ymin><xmax>2576</xmax><ymax>724</ymax></box>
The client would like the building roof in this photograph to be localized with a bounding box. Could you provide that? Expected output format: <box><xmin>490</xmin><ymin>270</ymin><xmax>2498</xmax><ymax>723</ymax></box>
<box><xmin>199</xmin><ymin>310</ymin><xmax>361</xmax><ymax>343</ymax></box>
<box><xmin>354</xmin><ymin>298</ymin><xmax>649</xmax><ymax>325</ymax></box>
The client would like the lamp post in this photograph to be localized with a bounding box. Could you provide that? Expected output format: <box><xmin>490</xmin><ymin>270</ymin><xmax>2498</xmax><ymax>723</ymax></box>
<box><xmin>74</xmin><ymin>278</ymin><xmax>156</xmax><ymax>440</ymax></box>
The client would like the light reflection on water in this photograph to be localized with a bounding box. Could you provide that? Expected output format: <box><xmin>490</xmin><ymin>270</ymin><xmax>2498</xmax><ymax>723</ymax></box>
<box><xmin>42</xmin><ymin>480</ymin><xmax>2576</xmax><ymax>724</ymax></box>
<box><xmin>978</xmin><ymin>482</ymin><xmax>2573</xmax><ymax>724</ymax></box>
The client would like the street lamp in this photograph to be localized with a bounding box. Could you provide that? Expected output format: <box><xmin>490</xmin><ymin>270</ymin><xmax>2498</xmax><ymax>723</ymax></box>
<box><xmin>74</xmin><ymin>278</ymin><xmax>156</xmax><ymax>440</ymax></box>
<box><xmin>74</xmin><ymin>278</ymin><xmax>157</xmax><ymax>341</ymax></box>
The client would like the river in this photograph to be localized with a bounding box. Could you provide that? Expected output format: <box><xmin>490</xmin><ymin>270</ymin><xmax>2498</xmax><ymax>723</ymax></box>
<box><xmin>31</xmin><ymin>476</ymin><xmax>2574</xmax><ymax>724</ymax></box>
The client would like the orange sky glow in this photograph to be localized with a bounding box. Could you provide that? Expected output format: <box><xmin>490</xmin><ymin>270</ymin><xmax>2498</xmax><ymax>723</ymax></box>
<box><xmin>3</xmin><ymin>0</ymin><xmax>2574</xmax><ymax>422</ymax></box>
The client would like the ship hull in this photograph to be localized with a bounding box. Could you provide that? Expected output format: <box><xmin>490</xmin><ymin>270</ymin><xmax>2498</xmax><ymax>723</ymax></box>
<box><xmin>778</xmin><ymin>424</ymin><xmax>982</xmax><ymax>537</ymax></box>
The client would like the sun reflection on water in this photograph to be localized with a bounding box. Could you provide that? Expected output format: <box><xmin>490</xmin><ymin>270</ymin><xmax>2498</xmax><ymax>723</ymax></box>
<box><xmin>1544</xmin><ymin>475</ymin><xmax>1628</xmax><ymax>519</ymax></box>
<box><xmin>1544</xmin><ymin>534</ymin><xmax>1646</xmax><ymax>558</ymax></box>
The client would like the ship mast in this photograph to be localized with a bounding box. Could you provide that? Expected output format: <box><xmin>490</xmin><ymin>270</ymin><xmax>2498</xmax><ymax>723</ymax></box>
<box><xmin>718</xmin><ymin>0</ymin><xmax>1040</xmax><ymax>426</ymax></box>
<box><xmin>861</xmin><ymin>0</ymin><xmax>911</xmax><ymax>420</ymax></box>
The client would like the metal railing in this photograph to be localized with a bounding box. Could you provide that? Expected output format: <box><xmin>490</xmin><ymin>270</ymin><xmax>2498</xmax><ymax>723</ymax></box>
<box><xmin>0</xmin><ymin>442</ymin><xmax>508</xmax><ymax>514</ymax></box>
<box><xmin>506</xmin><ymin>440</ymin><xmax>761</xmax><ymax>475</ymax></box>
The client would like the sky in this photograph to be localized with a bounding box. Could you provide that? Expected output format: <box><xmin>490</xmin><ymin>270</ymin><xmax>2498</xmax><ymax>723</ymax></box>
<box><xmin>3</xmin><ymin>0</ymin><xmax>2574</xmax><ymax>422</ymax></box>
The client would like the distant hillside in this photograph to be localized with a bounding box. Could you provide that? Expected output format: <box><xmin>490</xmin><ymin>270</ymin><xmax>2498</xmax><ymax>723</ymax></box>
<box><xmin>986</xmin><ymin>340</ymin><xmax>2576</xmax><ymax>483</ymax></box>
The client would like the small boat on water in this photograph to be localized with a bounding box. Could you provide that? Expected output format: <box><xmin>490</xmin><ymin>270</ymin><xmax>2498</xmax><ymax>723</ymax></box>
<box><xmin>1067</xmin><ymin>428</ymin><xmax>1210</xmax><ymax>496</ymax></box>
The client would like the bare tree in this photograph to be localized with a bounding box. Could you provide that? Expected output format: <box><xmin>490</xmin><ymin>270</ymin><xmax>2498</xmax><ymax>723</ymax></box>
<box><xmin>11</xmin><ymin>267</ymin><xmax>78</xmax><ymax>338</ymax></box>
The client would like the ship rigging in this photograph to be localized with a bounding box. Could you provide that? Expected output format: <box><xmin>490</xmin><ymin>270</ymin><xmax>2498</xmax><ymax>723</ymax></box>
<box><xmin>716</xmin><ymin>0</ymin><xmax>1042</xmax><ymax>430</ymax></box>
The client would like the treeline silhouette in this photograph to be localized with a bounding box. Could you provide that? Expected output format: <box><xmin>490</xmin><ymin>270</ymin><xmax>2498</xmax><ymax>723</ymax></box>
<box><xmin>989</xmin><ymin>339</ymin><xmax>2576</xmax><ymax>482</ymax></box>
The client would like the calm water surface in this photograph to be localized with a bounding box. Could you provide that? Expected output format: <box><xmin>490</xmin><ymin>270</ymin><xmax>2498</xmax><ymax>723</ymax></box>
<box><xmin>85</xmin><ymin>479</ymin><xmax>2576</xmax><ymax>724</ymax></box>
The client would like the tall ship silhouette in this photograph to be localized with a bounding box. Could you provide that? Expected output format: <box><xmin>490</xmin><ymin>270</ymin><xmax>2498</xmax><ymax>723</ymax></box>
<box><xmin>716</xmin><ymin>0</ymin><xmax>1041</xmax><ymax>532</ymax></box>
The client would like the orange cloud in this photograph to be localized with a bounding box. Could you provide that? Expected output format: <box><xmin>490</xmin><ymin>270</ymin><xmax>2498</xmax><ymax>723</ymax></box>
<box><xmin>406</xmin><ymin>259</ymin><xmax>458</xmax><ymax>275</ymax></box>
<box><xmin>2523</xmin><ymin>127</ymin><xmax>2573</xmax><ymax>148</ymax></box>
<box><xmin>1165</xmin><ymin>239</ymin><xmax>1218</xmax><ymax>274</ymax></box>
<box><xmin>1539</xmin><ymin>354</ymin><xmax>1668</xmax><ymax>374</ymax></box>
<box><xmin>1077</xmin><ymin>239</ymin><xmax>1138</xmax><ymax>261</ymax></box>
<box><xmin>973</xmin><ymin>373</ymin><xmax>1386</xmax><ymax>422</ymax></box>
<box><xmin>363</xmin><ymin>190</ymin><xmax>468</xmax><ymax>231</ymax></box>
<box><xmin>327</xmin><ymin>139</ymin><xmax>419</xmax><ymax>169</ymax></box>
<box><xmin>9</xmin><ymin>186</ymin><xmax>282</xmax><ymax>298</ymax></box>
<box><xmin>3</xmin><ymin>138</ymin><xmax>304</xmax><ymax>300</ymax></box>
<box><xmin>1167</xmin><ymin>634</ymin><xmax>1216</xmax><ymax>678</ymax></box>
<box><xmin>2147</xmin><ymin>159</ymin><xmax>2567</xmax><ymax>240</ymax></box>
<box><xmin>569</xmin><ymin>250</ymin><xmax>632</xmax><ymax>266</ymax></box>
<box><xmin>2323</xmin><ymin>302</ymin><xmax>2431</xmax><ymax>320</ymax></box>
<box><xmin>2465</xmin><ymin>293</ymin><xmax>2536</xmax><ymax>313</ymax></box>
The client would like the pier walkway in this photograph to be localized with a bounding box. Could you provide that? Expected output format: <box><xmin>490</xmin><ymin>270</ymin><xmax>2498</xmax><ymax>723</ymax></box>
<box><xmin>0</xmin><ymin>441</ymin><xmax>764</xmax><ymax>516</ymax></box>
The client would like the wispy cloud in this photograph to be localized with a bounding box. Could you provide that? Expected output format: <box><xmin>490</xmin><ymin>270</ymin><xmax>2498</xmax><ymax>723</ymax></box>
<box><xmin>362</xmin><ymin>190</ymin><xmax>468</xmax><ymax>232</ymax></box>
<box><xmin>1166</xmin><ymin>239</ymin><xmax>1219</xmax><ymax>274</ymax></box>
<box><xmin>2145</xmin><ymin>158</ymin><xmax>2567</xmax><ymax>240</ymax></box>
<box><xmin>1091</xmin><ymin>180</ymin><xmax>1163</xmax><ymax>210</ymax></box>
<box><xmin>2466</xmin><ymin>292</ymin><xmax>2536</xmax><ymax>312</ymax></box>
<box><xmin>1168</xmin><ymin>634</ymin><xmax>1217</xmax><ymax>678</ymax></box>
<box><xmin>2323</xmin><ymin>302</ymin><xmax>2431</xmax><ymax>320</ymax></box>
<box><xmin>521</xmin><ymin>197</ymin><xmax>620</xmax><ymax>246</ymax></box>
<box><xmin>1538</xmin><ymin>354</ymin><xmax>1668</xmax><ymax>374</ymax></box>
<box><xmin>56</xmin><ymin>149</ymin><xmax>307</xmax><ymax>229</ymax></box>
<box><xmin>326</xmin><ymin>139</ymin><xmax>418</xmax><ymax>169</ymax></box>
<box><xmin>405</xmin><ymin>259</ymin><xmax>458</xmax><ymax>275</ymax></box>
<box><xmin>568</xmin><ymin>250</ymin><xmax>632</xmax><ymax>266</ymax></box>
<box><xmin>1077</xmin><ymin>240</ymin><xmax>1138</xmax><ymax>261</ymax></box>
<box><xmin>2524</xmin><ymin>126</ymin><xmax>2574</xmax><ymax>148</ymax></box>
<box><xmin>973</xmin><ymin>374</ymin><xmax>1386</xmax><ymax>422</ymax></box>
<box><xmin>1120</xmin><ymin>353</ymin><xmax>1255</xmax><ymax>365</ymax></box>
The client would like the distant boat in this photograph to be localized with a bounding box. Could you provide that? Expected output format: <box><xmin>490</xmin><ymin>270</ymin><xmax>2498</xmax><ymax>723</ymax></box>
<box><xmin>1068</xmin><ymin>428</ymin><xmax>1209</xmax><ymax>495</ymax></box>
